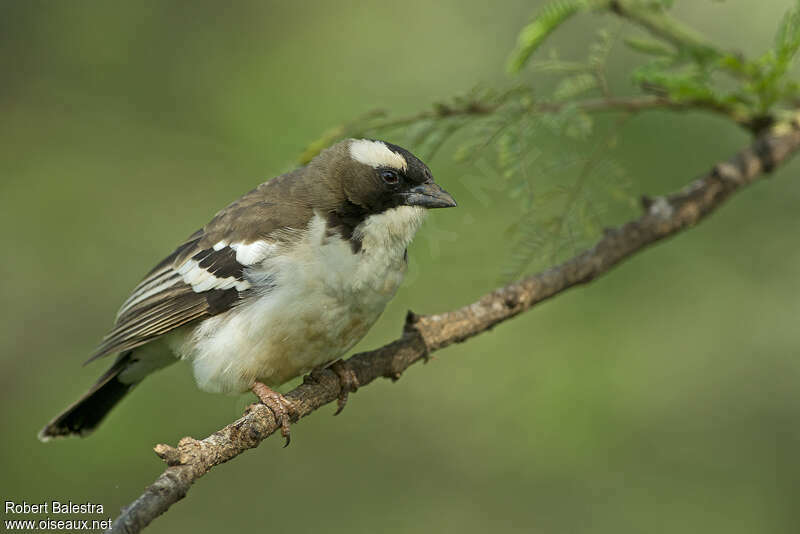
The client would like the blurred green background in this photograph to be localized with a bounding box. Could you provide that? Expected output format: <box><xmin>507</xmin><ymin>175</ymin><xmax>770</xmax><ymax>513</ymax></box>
<box><xmin>2</xmin><ymin>1</ymin><xmax>800</xmax><ymax>533</ymax></box>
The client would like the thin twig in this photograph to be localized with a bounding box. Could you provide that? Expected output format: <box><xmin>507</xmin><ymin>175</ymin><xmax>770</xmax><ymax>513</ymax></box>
<box><xmin>368</xmin><ymin>95</ymin><xmax>753</xmax><ymax>132</ymax></box>
<box><xmin>607</xmin><ymin>0</ymin><xmax>723</xmax><ymax>59</ymax></box>
<box><xmin>299</xmin><ymin>94</ymin><xmax>758</xmax><ymax>164</ymax></box>
<box><xmin>108</xmin><ymin>114</ymin><xmax>800</xmax><ymax>534</ymax></box>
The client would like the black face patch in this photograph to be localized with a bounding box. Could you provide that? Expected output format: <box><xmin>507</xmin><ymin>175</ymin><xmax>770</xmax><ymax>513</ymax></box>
<box><xmin>326</xmin><ymin>200</ymin><xmax>368</xmax><ymax>253</ymax></box>
<box><xmin>343</xmin><ymin>139</ymin><xmax>438</xmax><ymax>218</ymax></box>
<box><xmin>381</xmin><ymin>141</ymin><xmax>433</xmax><ymax>185</ymax></box>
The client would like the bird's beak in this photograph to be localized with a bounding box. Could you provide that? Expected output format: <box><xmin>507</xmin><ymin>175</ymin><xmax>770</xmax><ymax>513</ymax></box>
<box><xmin>400</xmin><ymin>182</ymin><xmax>457</xmax><ymax>209</ymax></box>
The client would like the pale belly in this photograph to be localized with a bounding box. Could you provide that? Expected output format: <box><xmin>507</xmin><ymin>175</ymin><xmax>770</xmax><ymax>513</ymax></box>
<box><xmin>175</xmin><ymin>257</ymin><xmax>406</xmax><ymax>394</ymax></box>
<box><xmin>239</xmin><ymin>289</ymin><xmax>385</xmax><ymax>388</ymax></box>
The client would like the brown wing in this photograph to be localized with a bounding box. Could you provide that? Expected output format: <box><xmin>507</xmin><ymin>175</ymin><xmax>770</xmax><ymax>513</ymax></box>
<box><xmin>86</xmin><ymin>230</ymin><xmax>253</xmax><ymax>362</ymax></box>
<box><xmin>86</xmin><ymin>168</ymin><xmax>318</xmax><ymax>363</ymax></box>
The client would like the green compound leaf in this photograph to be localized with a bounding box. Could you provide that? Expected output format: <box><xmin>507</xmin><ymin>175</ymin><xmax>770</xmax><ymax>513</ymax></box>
<box><xmin>507</xmin><ymin>0</ymin><xmax>591</xmax><ymax>74</ymax></box>
<box><xmin>623</xmin><ymin>36</ymin><xmax>674</xmax><ymax>57</ymax></box>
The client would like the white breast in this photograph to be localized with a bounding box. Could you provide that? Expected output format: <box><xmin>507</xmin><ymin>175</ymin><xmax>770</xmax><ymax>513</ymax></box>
<box><xmin>175</xmin><ymin>206</ymin><xmax>426</xmax><ymax>394</ymax></box>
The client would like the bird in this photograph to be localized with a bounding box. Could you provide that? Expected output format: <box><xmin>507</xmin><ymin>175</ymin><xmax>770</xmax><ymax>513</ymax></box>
<box><xmin>39</xmin><ymin>138</ymin><xmax>456</xmax><ymax>444</ymax></box>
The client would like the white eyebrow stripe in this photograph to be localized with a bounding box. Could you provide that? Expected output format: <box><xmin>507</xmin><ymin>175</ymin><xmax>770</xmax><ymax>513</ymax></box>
<box><xmin>348</xmin><ymin>139</ymin><xmax>407</xmax><ymax>171</ymax></box>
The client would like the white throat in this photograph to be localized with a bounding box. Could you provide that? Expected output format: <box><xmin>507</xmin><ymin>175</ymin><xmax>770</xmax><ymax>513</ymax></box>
<box><xmin>354</xmin><ymin>205</ymin><xmax>427</xmax><ymax>256</ymax></box>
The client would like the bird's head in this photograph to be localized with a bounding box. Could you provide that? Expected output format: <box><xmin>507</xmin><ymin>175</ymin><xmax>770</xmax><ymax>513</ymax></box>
<box><xmin>312</xmin><ymin>139</ymin><xmax>456</xmax><ymax>214</ymax></box>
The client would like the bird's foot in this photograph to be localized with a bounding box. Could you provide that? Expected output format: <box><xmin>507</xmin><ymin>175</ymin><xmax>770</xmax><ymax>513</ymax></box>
<box><xmin>330</xmin><ymin>360</ymin><xmax>360</xmax><ymax>415</ymax></box>
<box><xmin>251</xmin><ymin>382</ymin><xmax>295</xmax><ymax>447</ymax></box>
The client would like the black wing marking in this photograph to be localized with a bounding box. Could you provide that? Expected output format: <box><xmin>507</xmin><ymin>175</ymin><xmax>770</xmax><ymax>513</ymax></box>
<box><xmin>86</xmin><ymin>234</ymin><xmax>264</xmax><ymax>363</ymax></box>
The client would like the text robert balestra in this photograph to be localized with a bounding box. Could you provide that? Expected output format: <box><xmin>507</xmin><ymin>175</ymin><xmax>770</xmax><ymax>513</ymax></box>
<box><xmin>5</xmin><ymin>500</ymin><xmax>105</xmax><ymax>514</ymax></box>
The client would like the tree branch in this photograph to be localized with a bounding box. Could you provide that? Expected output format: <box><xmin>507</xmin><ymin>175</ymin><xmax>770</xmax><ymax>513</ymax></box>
<box><xmin>368</xmin><ymin>95</ymin><xmax>753</xmax><ymax>131</ymax></box>
<box><xmin>108</xmin><ymin>115</ymin><xmax>800</xmax><ymax>534</ymax></box>
<box><xmin>299</xmin><ymin>94</ymin><xmax>756</xmax><ymax>164</ymax></box>
<box><xmin>606</xmin><ymin>0</ymin><xmax>724</xmax><ymax>61</ymax></box>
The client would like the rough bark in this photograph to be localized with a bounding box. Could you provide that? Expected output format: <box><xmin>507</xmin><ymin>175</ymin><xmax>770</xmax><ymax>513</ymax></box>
<box><xmin>108</xmin><ymin>116</ymin><xmax>800</xmax><ymax>534</ymax></box>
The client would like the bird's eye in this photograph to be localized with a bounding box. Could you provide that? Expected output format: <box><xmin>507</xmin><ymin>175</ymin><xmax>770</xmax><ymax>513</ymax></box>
<box><xmin>380</xmin><ymin>169</ymin><xmax>400</xmax><ymax>185</ymax></box>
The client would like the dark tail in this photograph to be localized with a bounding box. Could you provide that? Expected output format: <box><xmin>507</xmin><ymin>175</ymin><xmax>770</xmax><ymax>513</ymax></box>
<box><xmin>39</xmin><ymin>354</ymin><xmax>135</xmax><ymax>441</ymax></box>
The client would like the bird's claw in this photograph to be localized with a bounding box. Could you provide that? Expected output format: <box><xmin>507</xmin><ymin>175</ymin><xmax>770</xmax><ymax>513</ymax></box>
<box><xmin>251</xmin><ymin>382</ymin><xmax>295</xmax><ymax>447</ymax></box>
<box><xmin>330</xmin><ymin>360</ymin><xmax>360</xmax><ymax>415</ymax></box>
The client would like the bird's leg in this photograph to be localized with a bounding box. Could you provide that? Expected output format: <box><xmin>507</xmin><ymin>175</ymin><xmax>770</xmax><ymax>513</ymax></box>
<box><xmin>251</xmin><ymin>382</ymin><xmax>295</xmax><ymax>447</ymax></box>
<box><xmin>330</xmin><ymin>360</ymin><xmax>360</xmax><ymax>415</ymax></box>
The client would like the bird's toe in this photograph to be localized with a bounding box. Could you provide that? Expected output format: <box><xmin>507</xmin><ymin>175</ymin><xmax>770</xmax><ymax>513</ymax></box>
<box><xmin>330</xmin><ymin>360</ymin><xmax>360</xmax><ymax>415</ymax></box>
<box><xmin>251</xmin><ymin>381</ymin><xmax>296</xmax><ymax>447</ymax></box>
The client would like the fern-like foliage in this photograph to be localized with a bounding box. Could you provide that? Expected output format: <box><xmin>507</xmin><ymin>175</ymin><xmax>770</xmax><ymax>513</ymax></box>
<box><xmin>627</xmin><ymin>0</ymin><xmax>800</xmax><ymax>122</ymax></box>
<box><xmin>301</xmin><ymin>0</ymin><xmax>800</xmax><ymax>280</ymax></box>
<box><xmin>507</xmin><ymin>0</ymin><xmax>594</xmax><ymax>74</ymax></box>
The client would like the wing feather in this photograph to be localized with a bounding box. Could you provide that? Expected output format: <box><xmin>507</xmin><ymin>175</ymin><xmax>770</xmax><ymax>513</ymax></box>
<box><xmin>87</xmin><ymin>230</ymin><xmax>275</xmax><ymax>363</ymax></box>
<box><xmin>87</xmin><ymin>175</ymin><xmax>313</xmax><ymax>364</ymax></box>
